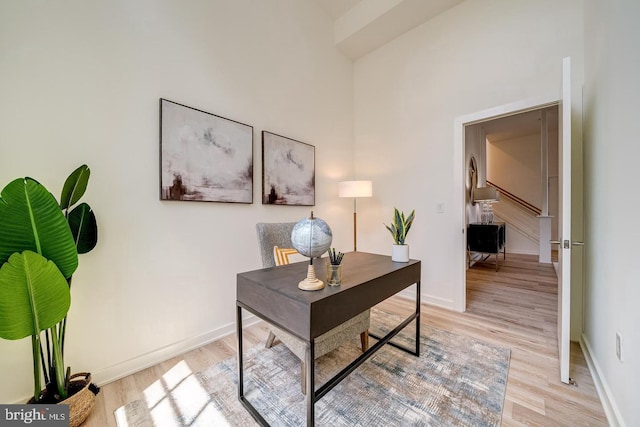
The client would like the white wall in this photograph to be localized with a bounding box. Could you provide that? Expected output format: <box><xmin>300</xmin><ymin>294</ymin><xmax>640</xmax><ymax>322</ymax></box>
<box><xmin>0</xmin><ymin>0</ymin><xmax>354</xmax><ymax>403</ymax></box>
<box><xmin>488</xmin><ymin>134</ymin><xmax>543</xmax><ymax>207</ymax></box>
<box><xmin>353</xmin><ymin>0</ymin><xmax>584</xmax><ymax>309</ymax></box>
<box><xmin>583</xmin><ymin>1</ymin><xmax>640</xmax><ymax>425</ymax></box>
<box><xmin>488</xmin><ymin>133</ymin><xmax>541</xmax><ymax>257</ymax></box>
<box><xmin>487</xmin><ymin>129</ymin><xmax>560</xmax><ymax>255</ymax></box>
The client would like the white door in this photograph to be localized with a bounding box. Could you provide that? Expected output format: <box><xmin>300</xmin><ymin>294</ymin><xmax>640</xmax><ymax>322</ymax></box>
<box><xmin>557</xmin><ymin>56</ymin><xmax>572</xmax><ymax>384</ymax></box>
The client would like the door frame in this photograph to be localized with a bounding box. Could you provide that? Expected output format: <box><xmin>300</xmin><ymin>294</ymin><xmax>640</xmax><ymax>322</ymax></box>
<box><xmin>452</xmin><ymin>95</ymin><xmax>559</xmax><ymax>312</ymax></box>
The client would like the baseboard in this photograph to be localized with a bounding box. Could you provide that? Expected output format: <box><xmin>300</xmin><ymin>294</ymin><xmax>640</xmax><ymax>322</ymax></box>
<box><xmin>506</xmin><ymin>248</ymin><xmax>539</xmax><ymax>256</ymax></box>
<box><xmin>422</xmin><ymin>294</ymin><xmax>454</xmax><ymax>310</ymax></box>
<box><xmin>396</xmin><ymin>289</ymin><xmax>454</xmax><ymax>311</ymax></box>
<box><xmin>90</xmin><ymin>287</ymin><xmax>452</xmax><ymax>388</ymax></box>
<box><xmin>92</xmin><ymin>313</ymin><xmax>260</xmax><ymax>388</ymax></box>
<box><xmin>580</xmin><ymin>334</ymin><xmax>626</xmax><ymax>427</ymax></box>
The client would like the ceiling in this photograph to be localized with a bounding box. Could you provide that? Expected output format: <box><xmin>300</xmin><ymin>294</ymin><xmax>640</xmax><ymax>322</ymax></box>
<box><xmin>315</xmin><ymin>0</ymin><xmax>464</xmax><ymax>60</ymax></box>
<box><xmin>483</xmin><ymin>106</ymin><xmax>559</xmax><ymax>142</ymax></box>
<box><xmin>313</xmin><ymin>1</ymin><xmax>558</xmax><ymax>141</ymax></box>
<box><xmin>316</xmin><ymin>0</ymin><xmax>362</xmax><ymax>18</ymax></box>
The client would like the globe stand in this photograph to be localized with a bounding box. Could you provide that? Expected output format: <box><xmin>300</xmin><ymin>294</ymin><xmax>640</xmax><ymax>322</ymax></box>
<box><xmin>298</xmin><ymin>263</ymin><xmax>325</xmax><ymax>291</ymax></box>
<box><xmin>292</xmin><ymin>211</ymin><xmax>331</xmax><ymax>291</ymax></box>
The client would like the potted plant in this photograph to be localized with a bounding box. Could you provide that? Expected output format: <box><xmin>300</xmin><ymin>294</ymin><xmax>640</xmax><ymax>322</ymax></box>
<box><xmin>0</xmin><ymin>165</ymin><xmax>99</xmax><ymax>427</ymax></box>
<box><xmin>384</xmin><ymin>207</ymin><xmax>415</xmax><ymax>262</ymax></box>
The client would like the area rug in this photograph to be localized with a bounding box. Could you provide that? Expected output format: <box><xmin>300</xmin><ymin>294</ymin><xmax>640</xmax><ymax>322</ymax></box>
<box><xmin>115</xmin><ymin>309</ymin><xmax>510</xmax><ymax>426</ymax></box>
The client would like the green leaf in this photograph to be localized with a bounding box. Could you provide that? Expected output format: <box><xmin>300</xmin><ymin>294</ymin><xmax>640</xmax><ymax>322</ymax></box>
<box><xmin>384</xmin><ymin>224</ymin><xmax>394</xmax><ymax>236</ymax></box>
<box><xmin>0</xmin><ymin>251</ymin><xmax>71</xmax><ymax>340</ymax></box>
<box><xmin>404</xmin><ymin>210</ymin><xmax>415</xmax><ymax>238</ymax></box>
<box><xmin>60</xmin><ymin>165</ymin><xmax>90</xmax><ymax>211</ymax></box>
<box><xmin>393</xmin><ymin>208</ymin><xmax>402</xmax><ymax>229</ymax></box>
<box><xmin>384</xmin><ymin>223</ymin><xmax>399</xmax><ymax>244</ymax></box>
<box><xmin>67</xmin><ymin>203</ymin><xmax>98</xmax><ymax>254</ymax></box>
<box><xmin>0</xmin><ymin>178</ymin><xmax>78</xmax><ymax>278</ymax></box>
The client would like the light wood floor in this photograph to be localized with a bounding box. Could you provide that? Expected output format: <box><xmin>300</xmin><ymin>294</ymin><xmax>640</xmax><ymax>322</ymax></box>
<box><xmin>84</xmin><ymin>253</ymin><xmax>607</xmax><ymax>426</ymax></box>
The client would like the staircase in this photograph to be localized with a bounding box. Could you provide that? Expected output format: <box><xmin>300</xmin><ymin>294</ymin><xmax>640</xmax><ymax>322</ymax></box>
<box><xmin>487</xmin><ymin>180</ymin><xmax>540</xmax><ymax>247</ymax></box>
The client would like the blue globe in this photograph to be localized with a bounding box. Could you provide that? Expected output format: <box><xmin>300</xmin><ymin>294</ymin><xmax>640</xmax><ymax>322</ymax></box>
<box><xmin>291</xmin><ymin>216</ymin><xmax>332</xmax><ymax>258</ymax></box>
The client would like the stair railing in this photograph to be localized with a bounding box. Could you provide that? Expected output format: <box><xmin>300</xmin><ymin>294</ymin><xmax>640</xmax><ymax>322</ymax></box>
<box><xmin>486</xmin><ymin>180</ymin><xmax>541</xmax><ymax>216</ymax></box>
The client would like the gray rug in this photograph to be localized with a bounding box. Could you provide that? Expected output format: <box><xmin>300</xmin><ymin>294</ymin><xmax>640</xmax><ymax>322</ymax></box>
<box><xmin>115</xmin><ymin>309</ymin><xmax>510</xmax><ymax>426</ymax></box>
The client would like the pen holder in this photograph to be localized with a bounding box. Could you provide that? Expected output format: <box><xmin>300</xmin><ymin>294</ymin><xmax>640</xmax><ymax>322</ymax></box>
<box><xmin>326</xmin><ymin>263</ymin><xmax>343</xmax><ymax>286</ymax></box>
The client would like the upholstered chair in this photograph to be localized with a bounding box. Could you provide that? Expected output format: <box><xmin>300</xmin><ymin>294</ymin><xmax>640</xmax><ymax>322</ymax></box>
<box><xmin>256</xmin><ymin>222</ymin><xmax>370</xmax><ymax>394</ymax></box>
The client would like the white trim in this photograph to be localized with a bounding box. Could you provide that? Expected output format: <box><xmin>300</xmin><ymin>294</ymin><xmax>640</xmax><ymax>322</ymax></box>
<box><xmin>506</xmin><ymin>249</ymin><xmax>539</xmax><ymax>256</ymax></box>
<box><xmin>507</xmin><ymin>249</ymin><xmax>539</xmax><ymax>255</ymax></box>
<box><xmin>453</xmin><ymin>95</ymin><xmax>560</xmax><ymax>313</ymax></box>
<box><xmin>91</xmin><ymin>313</ymin><xmax>260</xmax><ymax>387</ymax></box>
<box><xmin>397</xmin><ymin>290</ymin><xmax>454</xmax><ymax>311</ymax></box>
<box><xmin>580</xmin><ymin>334</ymin><xmax>626</xmax><ymax>427</ymax></box>
<box><xmin>421</xmin><ymin>295</ymin><xmax>454</xmax><ymax>310</ymax></box>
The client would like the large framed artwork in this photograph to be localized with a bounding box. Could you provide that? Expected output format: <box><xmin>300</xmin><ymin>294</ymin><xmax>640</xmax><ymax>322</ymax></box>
<box><xmin>159</xmin><ymin>98</ymin><xmax>253</xmax><ymax>203</ymax></box>
<box><xmin>262</xmin><ymin>131</ymin><xmax>315</xmax><ymax>206</ymax></box>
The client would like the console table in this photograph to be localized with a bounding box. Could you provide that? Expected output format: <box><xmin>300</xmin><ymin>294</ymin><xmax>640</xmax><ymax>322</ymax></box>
<box><xmin>467</xmin><ymin>222</ymin><xmax>506</xmax><ymax>271</ymax></box>
<box><xmin>236</xmin><ymin>251</ymin><xmax>421</xmax><ymax>426</ymax></box>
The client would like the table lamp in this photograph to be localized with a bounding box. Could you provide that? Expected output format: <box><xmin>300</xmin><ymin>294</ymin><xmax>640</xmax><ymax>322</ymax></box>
<box><xmin>472</xmin><ymin>186</ymin><xmax>500</xmax><ymax>224</ymax></box>
<box><xmin>338</xmin><ymin>180</ymin><xmax>372</xmax><ymax>251</ymax></box>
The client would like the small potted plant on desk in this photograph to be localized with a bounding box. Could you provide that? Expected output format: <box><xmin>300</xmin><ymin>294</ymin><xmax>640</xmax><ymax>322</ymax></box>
<box><xmin>384</xmin><ymin>207</ymin><xmax>415</xmax><ymax>262</ymax></box>
<box><xmin>0</xmin><ymin>165</ymin><xmax>99</xmax><ymax>427</ymax></box>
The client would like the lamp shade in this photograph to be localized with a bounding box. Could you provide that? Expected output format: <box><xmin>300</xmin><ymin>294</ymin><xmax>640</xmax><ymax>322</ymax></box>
<box><xmin>338</xmin><ymin>180</ymin><xmax>372</xmax><ymax>198</ymax></box>
<box><xmin>473</xmin><ymin>186</ymin><xmax>500</xmax><ymax>203</ymax></box>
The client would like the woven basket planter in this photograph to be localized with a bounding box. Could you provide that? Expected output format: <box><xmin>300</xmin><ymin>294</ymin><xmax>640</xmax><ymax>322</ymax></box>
<box><xmin>28</xmin><ymin>372</ymin><xmax>99</xmax><ymax>427</ymax></box>
<box><xmin>63</xmin><ymin>373</ymin><xmax>99</xmax><ymax>427</ymax></box>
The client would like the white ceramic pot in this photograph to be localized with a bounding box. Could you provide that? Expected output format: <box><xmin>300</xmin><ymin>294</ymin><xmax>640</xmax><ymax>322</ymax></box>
<box><xmin>391</xmin><ymin>244</ymin><xmax>410</xmax><ymax>262</ymax></box>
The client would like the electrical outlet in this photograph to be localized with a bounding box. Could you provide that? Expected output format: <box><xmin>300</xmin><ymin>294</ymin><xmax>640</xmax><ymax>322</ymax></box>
<box><xmin>616</xmin><ymin>333</ymin><xmax>623</xmax><ymax>362</ymax></box>
<box><xmin>436</xmin><ymin>202</ymin><xmax>444</xmax><ymax>214</ymax></box>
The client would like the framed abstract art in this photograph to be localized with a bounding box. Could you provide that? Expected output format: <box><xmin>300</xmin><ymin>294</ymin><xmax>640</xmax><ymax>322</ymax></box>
<box><xmin>262</xmin><ymin>131</ymin><xmax>315</xmax><ymax>206</ymax></box>
<box><xmin>160</xmin><ymin>98</ymin><xmax>253</xmax><ymax>203</ymax></box>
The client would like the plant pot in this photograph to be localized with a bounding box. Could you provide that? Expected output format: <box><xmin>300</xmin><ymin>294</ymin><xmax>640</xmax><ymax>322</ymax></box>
<box><xmin>391</xmin><ymin>244</ymin><xmax>410</xmax><ymax>262</ymax></box>
<box><xmin>28</xmin><ymin>372</ymin><xmax>99</xmax><ymax>427</ymax></box>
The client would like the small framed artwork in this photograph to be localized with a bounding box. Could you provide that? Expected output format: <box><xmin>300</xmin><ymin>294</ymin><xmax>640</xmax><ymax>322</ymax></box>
<box><xmin>262</xmin><ymin>131</ymin><xmax>315</xmax><ymax>206</ymax></box>
<box><xmin>159</xmin><ymin>99</ymin><xmax>253</xmax><ymax>203</ymax></box>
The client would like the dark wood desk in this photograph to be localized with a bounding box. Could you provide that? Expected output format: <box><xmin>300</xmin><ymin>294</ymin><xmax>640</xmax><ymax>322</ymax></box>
<box><xmin>236</xmin><ymin>252</ymin><xmax>421</xmax><ymax>426</ymax></box>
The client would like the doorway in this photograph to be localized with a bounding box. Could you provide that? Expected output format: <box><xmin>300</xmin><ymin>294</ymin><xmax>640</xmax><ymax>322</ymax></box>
<box><xmin>463</xmin><ymin>106</ymin><xmax>561</xmax><ymax>330</ymax></box>
<box><xmin>466</xmin><ymin>105</ymin><xmax>559</xmax><ymax>261</ymax></box>
<box><xmin>454</xmin><ymin>58</ymin><xmax>580</xmax><ymax>385</ymax></box>
<box><xmin>452</xmin><ymin>96</ymin><xmax>559</xmax><ymax>313</ymax></box>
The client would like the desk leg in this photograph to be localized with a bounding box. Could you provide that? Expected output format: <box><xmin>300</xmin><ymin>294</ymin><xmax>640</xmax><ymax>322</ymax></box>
<box><xmin>236</xmin><ymin>304</ymin><xmax>268</xmax><ymax>426</ymax></box>
<box><xmin>306</xmin><ymin>341</ymin><xmax>315</xmax><ymax>426</ymax></box>
<box><xmin>236</xmin><ymin>304</ymin><xmax>244</xmax><ymax>399</ymax></box>
<box><xmin>415</xmin><ymin>280</ymin><xmax>421</xmax><ymax>357</ymax></box>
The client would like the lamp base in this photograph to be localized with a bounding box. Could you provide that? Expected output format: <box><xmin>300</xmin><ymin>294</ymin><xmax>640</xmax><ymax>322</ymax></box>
<box><xmin>298</xmin><ymin>265</ymin><xmax>325</xmax><ymax>291</ymax></box>
<box><xmin>481</xmin><ymin>202</ymin><xmax>495</xmax><ymax>224</ymax></box>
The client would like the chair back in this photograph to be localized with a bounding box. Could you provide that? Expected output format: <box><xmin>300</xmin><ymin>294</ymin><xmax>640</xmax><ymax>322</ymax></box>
<box><xmin>256</xmin><ymin>222</ymin><xmax>297</xmax><ymax>268</ymax></box>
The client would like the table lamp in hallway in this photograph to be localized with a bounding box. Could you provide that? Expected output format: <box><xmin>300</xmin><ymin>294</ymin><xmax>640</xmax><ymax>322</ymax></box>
<box><xmin>338</xmin><ymin>180</ymin><xmax>372</xmax><ymax>251</ymax></box>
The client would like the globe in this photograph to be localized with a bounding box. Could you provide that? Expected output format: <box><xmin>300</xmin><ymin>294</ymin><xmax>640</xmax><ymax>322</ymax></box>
<box><xmin>291</xmin><ymin>214</ymin><xmax>332</xmax><ymax>259</ymax></box>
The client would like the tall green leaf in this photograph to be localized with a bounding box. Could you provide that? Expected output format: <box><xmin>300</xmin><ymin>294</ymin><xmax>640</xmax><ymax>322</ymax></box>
<box><xmin>0</xmin><ymin>178</ymin><xmax>78</xmax><ymax>278</ymax></box>
<box><xmin>67</xmin><ymin>203</ymin><xmax>98</xmax><ymax>254</ymax></box>
<box><xmin>404</xmin><ymin>210</ymin><xmax>415</xmax><ymax>239</ymax></box>
<box><xmin>60</xmin><ymin>165</ymin><xmax>90</xmax><ymax>212</ymax></box>
<box><xmin>0</xmin><ymin>251</ymin><xmax>71</xmax><ymax>340</ymax></box>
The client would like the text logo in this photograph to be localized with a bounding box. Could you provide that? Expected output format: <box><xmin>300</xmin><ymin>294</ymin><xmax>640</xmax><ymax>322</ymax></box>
<box><xmin>0</xmin><ymin>405</ymin><xmax>68</xmax><ymax>426</ymax></box>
